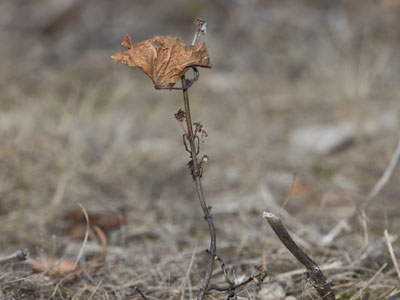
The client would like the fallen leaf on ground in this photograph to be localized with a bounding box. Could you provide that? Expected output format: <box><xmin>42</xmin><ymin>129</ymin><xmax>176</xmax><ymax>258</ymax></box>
<box><xmin>65</xmin><ymin>209</ymin><xmax>127</xmax><ymax>239</ymax></box>
<box><xmin>32</xmin><ymin>226</ymin><xmax>107</xmax><ymax>276</ymax></box>
<box><xmin>111</xmin><ymin>35</ymin><xmax>211</xmax><ymax>89</ymax></box>
<box><xmin>90</xmin><ymin>226</ymin><xmax>107</xmax><ymax>271</ymax></box>
<box><xmin>32</xmin><ymin>259</ymin><xmax>80</xmax><ymax>276</ymax></box>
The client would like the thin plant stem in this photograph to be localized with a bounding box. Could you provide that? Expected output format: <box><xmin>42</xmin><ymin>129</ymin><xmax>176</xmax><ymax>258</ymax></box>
<box><xmin>181</xmin><ymin>75</ymin><xmax>216</xmax><ymax>300</ymax></box>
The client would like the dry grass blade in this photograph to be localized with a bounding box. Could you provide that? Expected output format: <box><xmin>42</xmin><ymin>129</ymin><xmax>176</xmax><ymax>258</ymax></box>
<box><xmin>322</xmin><ymin>136</ymin><xmax>400</xmax><ymax>245</ymax></box>
<box><xmin>363</xmin><ymin>137</ymin><xmax>400</xmax><ymax>205</ymax></box>
<box><xmin>73</xmin><ymin>203</ymin><xmax>90</xmax><ymax>269</ymax></box>
<box><xmin>49</xmin><ymin>273</ymin><xmax>77</xmax><ymax>299</ymax></box>
<box><xmin>88</xmin><ymin>279</ymin><xmax>103</xmax><ymax>300</ymax></box>
<box><xmin>180</xmin><ymin>246</ymin><xmax>197</xmax><ymax>300</ymax></box>
<box><xmin>349</xmin><ymin>263</ymin><xmax>387</xmax><ymax>300</ymax></box>
<box><xmin>384</xmin><ymin>229</ymin><xmax>400</xmax><ymax>279</ymax></box>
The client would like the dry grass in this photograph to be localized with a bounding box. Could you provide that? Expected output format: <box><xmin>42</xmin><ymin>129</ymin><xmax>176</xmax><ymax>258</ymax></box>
<box><xmin>0</xmin><ymin>0</ymin><xmax>399</xmax><ymax>299</ymax></box>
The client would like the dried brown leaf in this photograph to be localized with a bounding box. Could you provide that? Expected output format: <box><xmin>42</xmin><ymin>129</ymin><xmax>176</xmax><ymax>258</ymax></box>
<box><xmin>32</xmin><ymin>226</ymin><xmax>108</xmax><ymax>276</ymax></box>
<box><xmin>111</xmin><ymin>35</ymin><xmax>212</xmax><ymax>89</ymax></box>
<box><xmin>32</xmin><ymin>259</ymin><xmax>80</xmax><ymax>276</ymax></box>
<box><xmin>90</xmin><ymin>226</ymin><xmax>107</xmax><ymax>272</ymax></box>
<box><xmin>65</xmin><ymin>209</ymin><xmax>127</xmax><ymax>239</ymax></box>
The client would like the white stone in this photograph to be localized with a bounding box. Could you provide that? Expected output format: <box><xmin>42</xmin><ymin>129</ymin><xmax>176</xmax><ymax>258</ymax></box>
<box><xmin>289</xmin><ymin>123</ymin><xmax>355</xmax><ymax>155</ymax></box>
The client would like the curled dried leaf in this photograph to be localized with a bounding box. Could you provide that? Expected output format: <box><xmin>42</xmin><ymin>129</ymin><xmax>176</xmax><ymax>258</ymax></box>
<box><xmin>111</xmin><ymin>35</ymin><xmax>212</xmax><ymax>89</ymax></box>
<box><xmin>65</xmin><ymin>208</ymin><xmax>127</xmax><ymax>239</ymax></box>
<box><xmin>32</xmin><ymin>227</ymin><xmax>107</xmax><ymax>276</ymax></box>
<box><xmin>32</xmin><ymin>259</ymin><xmax>80</xmax><ymax>276</ymax></box>
<box><xmin>90</xmin><ymin>226</ymin><xmax>107</xmax><ymax>271</ymax></box>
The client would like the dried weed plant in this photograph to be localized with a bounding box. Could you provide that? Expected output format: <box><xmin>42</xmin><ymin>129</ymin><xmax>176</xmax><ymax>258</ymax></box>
<box><xmin>112</xmin><ymin>19</ymin><xmax>218</xmax><ymax>300</ymax></box>
<box><xmin>111</xmin><ymin>18</ymin><xmax>278</xmax><ymax>300</ymax></box>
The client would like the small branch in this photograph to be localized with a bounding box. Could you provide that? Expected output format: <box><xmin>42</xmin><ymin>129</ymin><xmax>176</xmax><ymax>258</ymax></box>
<box><xmin>0</xmin><ymin>249</ymin><xmax>29</xmax><ymax>265</ymax></box>
<box><xmin>214</xmin><ymin>254</ymin><xmax>234</xmax><ymax>286</ymax></box>
<box><xmin>384</xmin><ymin>229</ymin><xmax>400</xmax><ymax>280</ymax></box>
<box><xmin>263</xmin><ymin>212</ymin><xmax>336</xmax><ymax>300</ymax></box>
<box><xmin>134</xmin><ymin>286</ymin><xmax>148</xmax><ymax>300</ymax></box>
<box><xmin>180</xmin><ymin>75</ymin><xmax>216</xmax><ymax>300</ymax></box>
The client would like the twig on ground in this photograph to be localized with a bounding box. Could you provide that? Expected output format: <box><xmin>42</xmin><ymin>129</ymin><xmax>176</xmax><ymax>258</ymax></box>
<box><xmin>0</xmin><ymin>249</ymin><xmax>29</xmax><ymax>266</ymax></box>
<box><xmin>384</xmin><ymin>229</ymin><xmax>400</xmax><ymax>279</ymax></box>
<box><xmin>263</xmin><ymin>212</ymin><xmax>336</xmax><ymax>300</ymax></box>
<box><xmin>260</xmin><ymin>183</ymin><xmax>321</xmax><ymax>244</ymax></box>
<box><xmin>134</xmin><ymin>286</ymin><xmax>148</xmax><ymax>300</ymax></box>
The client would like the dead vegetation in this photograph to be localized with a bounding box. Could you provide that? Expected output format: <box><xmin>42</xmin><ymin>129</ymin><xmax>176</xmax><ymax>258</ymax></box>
<box><xmin>0</xmin><ymin>0</ymin><xmax>399</xmax><ymax>299</ymax></box>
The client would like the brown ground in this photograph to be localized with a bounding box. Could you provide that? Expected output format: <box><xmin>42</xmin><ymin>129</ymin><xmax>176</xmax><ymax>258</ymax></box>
<box><xmin>0</xmin><ymin>0</ymin><xmax>399</xmax><ymax>299</ymax></box>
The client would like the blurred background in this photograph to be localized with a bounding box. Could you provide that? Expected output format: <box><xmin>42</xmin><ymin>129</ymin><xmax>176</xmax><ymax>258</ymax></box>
<box><xmin>1</xmin><ymin>0</ymin><xmax>400</xmax><ymax>299</ymax></box>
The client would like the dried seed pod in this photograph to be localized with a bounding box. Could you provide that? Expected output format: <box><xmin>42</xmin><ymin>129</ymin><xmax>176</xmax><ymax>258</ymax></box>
<box><xmin>175</xmin><ymin>109</ymin><xmax>186</xmax><ymax>122</ymax></box>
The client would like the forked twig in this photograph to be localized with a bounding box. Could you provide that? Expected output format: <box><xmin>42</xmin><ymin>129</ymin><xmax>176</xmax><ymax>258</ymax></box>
<box><xmin>361</xmin><ymin>136</ymin><xmax>400</xmax><ymax>210</ymax></box>
<box><xmin>0</xmin><ymin>249</ymin><xmax>29</xmax><ymax>266</ymax></box>
<box><xmin>263</xmin><ymin>212</ymin><xmax>336</xmax><ymax>300</ymax></box>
